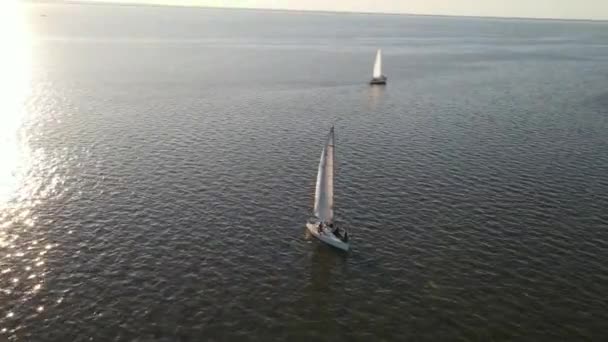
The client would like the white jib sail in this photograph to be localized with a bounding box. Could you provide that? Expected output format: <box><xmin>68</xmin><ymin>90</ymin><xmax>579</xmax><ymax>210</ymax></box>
<box><xmin>313</xmin><ymin>127</ymin><xmax>335</xmax><ymax>224</ymax></box>
<box><xmin>372</xmin><ymin>49</ymin><xmax>382</xmax><ymax>78</ymax></box>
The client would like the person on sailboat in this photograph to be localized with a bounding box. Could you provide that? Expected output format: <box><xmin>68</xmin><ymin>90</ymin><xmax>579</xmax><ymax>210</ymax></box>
<box><xmin>330</xmin><ymin>224</ymin><xmax>342</xmax><ymax>239</ymax></box>
<box><xmin>318</xmin><ymin>222</ymin><xmax>323</xmax><ymax>233</ymax></box>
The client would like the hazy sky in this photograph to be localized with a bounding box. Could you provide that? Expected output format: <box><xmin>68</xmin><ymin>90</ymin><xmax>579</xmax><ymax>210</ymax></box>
<box><xmin>82</xmin><ymin>0</ymin><xmax>608</xmax><ymax>20</ymax></box>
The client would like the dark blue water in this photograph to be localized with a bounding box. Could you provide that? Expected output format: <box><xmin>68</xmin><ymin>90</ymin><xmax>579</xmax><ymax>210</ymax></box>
<box><xmin>1</xmin><ymin>2</ymin><xmax>607</xmax><ymax>340</ymax></box>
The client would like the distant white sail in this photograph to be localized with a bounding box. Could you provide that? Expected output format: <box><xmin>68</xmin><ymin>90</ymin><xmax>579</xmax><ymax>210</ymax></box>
<box><xmin>313</xmin><ymin>127</ymin><xmax>334</xmax><ymax>224</ymax></box>
<box><xmin>372</xmin><ymin>49</ymin><xmax>382</xmax><ymax>78</ymax></box>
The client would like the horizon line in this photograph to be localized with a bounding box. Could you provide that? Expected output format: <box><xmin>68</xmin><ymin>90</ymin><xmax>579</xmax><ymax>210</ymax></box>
<box><xmin>28</xmin><ymin>0</ymin><xmax>608</xmax><ymax>23</ymax></box>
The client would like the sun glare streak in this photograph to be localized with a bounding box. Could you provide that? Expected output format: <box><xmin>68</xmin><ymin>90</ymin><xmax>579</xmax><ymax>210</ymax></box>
<box><xmin>0</xmin><ymin>1</ymin><xmax>33</xmax><ymax>208</ymax></box>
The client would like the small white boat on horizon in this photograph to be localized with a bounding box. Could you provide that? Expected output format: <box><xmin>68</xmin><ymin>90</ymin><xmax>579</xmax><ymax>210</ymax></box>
<box><xmin>370</xmin><ymin>48</ymin><xmax>387</xmax><ymax>85</ymax></box>
<box><xmin>305</xmin><ymin>126</ymin><xmax>350</xmax><ymax>251</ymax></box>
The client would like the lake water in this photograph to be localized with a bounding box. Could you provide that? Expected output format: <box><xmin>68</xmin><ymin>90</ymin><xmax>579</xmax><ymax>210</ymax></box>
<box><xmin>1</xmin><ymin>2</ymin><xmax>608</xmax><ymax>340</ymax></box>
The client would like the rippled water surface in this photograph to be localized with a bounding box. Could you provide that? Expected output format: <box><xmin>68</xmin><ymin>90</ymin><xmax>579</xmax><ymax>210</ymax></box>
<box><xmin>2</xmin><ymin>2</ymin><xmax>608</xmax><ymax>340</ymax></box>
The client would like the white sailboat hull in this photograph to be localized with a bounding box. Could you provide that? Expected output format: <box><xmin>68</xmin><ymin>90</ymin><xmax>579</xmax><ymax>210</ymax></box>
<box><xmin>370</xmin><ymin>75</ymin><xmax>387</xmax><ymax>85</ymax></box>
<box><xmin>306</xmin><ymin>222</ymin><xmax>350</xmax><ymax>251</ymax></box>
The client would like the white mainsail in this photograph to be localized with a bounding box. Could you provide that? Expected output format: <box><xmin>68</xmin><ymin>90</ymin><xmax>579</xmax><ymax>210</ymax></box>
<box><xmin>313</xmin><ymin>127</ymin><xmax>335</xmax><ymax>224</ymax></box>
<box><xmin>372</xmin><ymin>49</ymin><xmax>382</xmax><ymax>78</ymax></box>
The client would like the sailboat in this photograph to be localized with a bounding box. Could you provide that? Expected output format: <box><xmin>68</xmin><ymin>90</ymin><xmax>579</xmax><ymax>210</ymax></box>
<box><xmin>306</xmin><ymin>126</ymin><xmax>350</xmax><ymax>251</ymax></box>
<box><xmin>370</xmin><ymin>49</ymin><xmax>387</xmax><ymax>85</ymax></box>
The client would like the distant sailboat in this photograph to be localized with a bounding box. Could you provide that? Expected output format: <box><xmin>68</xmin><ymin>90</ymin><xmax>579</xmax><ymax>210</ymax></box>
<box><xmin>370</xmin><ymin>49</ymin><xmax>387</xmax><ymax>85</ymax></box>
<box><xmin>306</xmin><ymin>126</ymin><xmax>350</xmax><ymax>251</ymax></box>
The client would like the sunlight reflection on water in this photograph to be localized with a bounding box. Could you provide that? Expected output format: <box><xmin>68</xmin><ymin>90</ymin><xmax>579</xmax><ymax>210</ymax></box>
<box><xmin>0</xmin><ymin>2</ymin><xmax>54</xmax><ymax>337</ymax></box>
<box><xmin>0</xmin><ymin>1</ymin><xmax>32</xmax><ymax>208</ymax></box>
